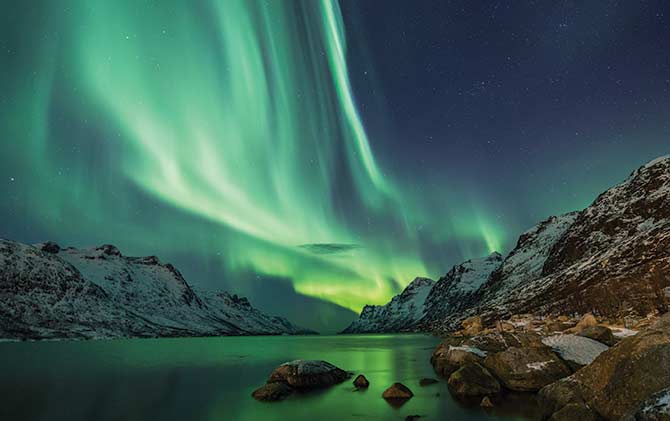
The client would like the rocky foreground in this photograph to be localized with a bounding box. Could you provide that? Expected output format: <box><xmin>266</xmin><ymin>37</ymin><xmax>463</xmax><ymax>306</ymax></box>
<box><xmin>343</xmin><ymin>156</ymin><xmax>670</xmax><ymax>334</ymax></box>
<box><xmin>431</xmin><ymin>311</ymin><xmax>670</xmax><ymax>420</ymax></box>
<box><xmin>0</xmin><ymin>239</ymin><xmax>314</xmax><ymax>339</ymax></box>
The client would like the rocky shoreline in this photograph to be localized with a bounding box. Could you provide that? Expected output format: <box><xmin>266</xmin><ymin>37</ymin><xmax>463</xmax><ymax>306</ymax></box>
<box><xmin>431</xmin><ymin>311</ymin><xmax>669</xmax><ymax>420</ymax></box>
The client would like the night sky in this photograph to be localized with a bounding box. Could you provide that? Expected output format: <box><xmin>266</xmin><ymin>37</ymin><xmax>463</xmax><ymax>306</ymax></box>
<box><xmin>1</xmin><ymin>1</ymin><xmax>669</xmax><ymax>332</ymax></box>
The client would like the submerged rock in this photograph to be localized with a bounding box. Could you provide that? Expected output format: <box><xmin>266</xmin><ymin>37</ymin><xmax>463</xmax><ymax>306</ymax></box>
<box><xmin>353</xmin><ymin>374</ymin><xmax>369</xmax><ymax>389</ymax></box>
<box><xmin>447</xmin><ymin>363</ymin><xmax>501</xmax><ymax>397</ymax></box>
<box><xmin>251</xmin><ymin>382</ymin><xmax>294</xmax><ymax>401</ymax></box>
<box><xmin>267</xmin><ymin>360</ymin><xmax>350</xmax><ymax>389</ymax></box>
<box><xmin>483</xmin><ymin>346</ymin><xmax>571</xmax><ymax>392</ymax></box>
<box><xmin>419</xmin><ymin>378</ymin><xmax>438</xmax><ymax>386</ymax></box>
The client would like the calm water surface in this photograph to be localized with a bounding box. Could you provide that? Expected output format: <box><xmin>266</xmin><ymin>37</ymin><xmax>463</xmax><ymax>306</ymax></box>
<box><xmin>0</xmin><ymin>334</ymin><xmax>538</xmax><ymax>420</ymax></box>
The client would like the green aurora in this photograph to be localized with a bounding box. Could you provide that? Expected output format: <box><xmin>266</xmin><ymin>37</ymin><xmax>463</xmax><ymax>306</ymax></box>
<box><xmin>0</xmin><ymin>0</ymin><xmax>508</xmax><ymax>313</ymax></box>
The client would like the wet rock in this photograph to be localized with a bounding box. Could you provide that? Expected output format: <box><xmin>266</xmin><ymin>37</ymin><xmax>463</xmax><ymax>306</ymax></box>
<box><xmin>447</xmin><ymin>363</ymin><xmax>501</xmax><ymax>397</ymax></box>
<box><xmin>267</xmin><ymin>360</ymin><xmax>350</xmax><ymax>389</ymax></box>
<box><xmin>539</xmin><ymin>313</ymin><xmax>670</xmax><ymax>420</ymax></box>
<box><xmin>462</xmin><ymin>315</ymin><xmax>483</xmax><ymax>336</ymax></box>
<box><xmin>480</xmin><ymin>396</ymin><xmax>494</xmax><ymax>408</ymax></box>
<box><xmin>483</xmin><ymin>346</ymin><xmax>571</xmax><ymax>392</ymax></box>
<box><xmin>96</xmin><ymin>244</ymin><xmax>121</xmax><ymax>256</ymax></box>
<box><xmin>577</xmin><ymin>325</ymin><xmax>616</xmax><ymax>346</ymax></box>
<box><xmin>353</xmin><ymin>374</ymin><xmax>369</xmax><ymax>389</ymax></box>
<box><xmin>431</xmin><ymin>342</ymin><xmax>485</xmax><ymax>378</ymax></box>
<box><xmin>549</xmin><ymin>403</ymin><xmax>599</xmax><ymax>421</ymax></box>
<box><xmin>419</xmin><ymin>378</ymin><xmax>438</xmax><ymax>386</ymax></box>
<box><xmin>382</xmin><ymin>382</ymin><xmax>414</xmax><ymax>403</ymax></box>
<box><xmin>251</xmin><ymin>382</ymin><xmax>294</xmax><ymax>401</ymax></box>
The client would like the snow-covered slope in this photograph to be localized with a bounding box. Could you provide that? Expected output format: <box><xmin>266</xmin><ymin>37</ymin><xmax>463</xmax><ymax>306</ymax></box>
<box><xmin>0</xmin><ymin>240</ymin><xmax>313</xmax><ymax>340</ymax></box>
<box><xmin>341</xmin><ymin>277</ymin><xmax>434</xmax><ymax>333</ymax></box>
<box><xmin>343</xmin><ymin>156</ymin><xmax>670</xmax><ymax>334</ymax></box>
<box><xmin>418</xmin><ymin>252</ymin><xmax>503</xmax><ymax>331</ymax></box>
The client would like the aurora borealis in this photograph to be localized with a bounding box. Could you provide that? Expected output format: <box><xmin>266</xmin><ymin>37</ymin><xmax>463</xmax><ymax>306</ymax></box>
<box><xmin>2</xmin><ymin>1</ymin><xmax>669</xmax><ymax>331</ymax></box>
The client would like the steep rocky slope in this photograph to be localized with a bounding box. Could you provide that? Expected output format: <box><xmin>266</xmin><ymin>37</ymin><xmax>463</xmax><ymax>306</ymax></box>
<box><xmin>0</xmin><ymin>239</ymin><xmax>312</xmax><ymax>339</ymax></box>
<box><xmin>341</xmin><ymin>277</ymin><xmax>433</xmax><ymax>333</ymax></box>
<box><xmin>343</xmin><ymin>156</ymin><xmax>670</xmax><ymax>333</ymax></box>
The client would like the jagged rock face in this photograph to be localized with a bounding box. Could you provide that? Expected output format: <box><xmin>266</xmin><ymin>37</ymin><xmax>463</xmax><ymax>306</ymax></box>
<box><xmin>0</xmin><ymin>239</ymin><xmax>312</xmax><ymax>339</ymax></box>
<box><xmin>341</xmin><ymin>277</ymin><xmax>434</xmax><ymax>333</ymax></box>
<box><xmin>499</xmin><ymin>156</ymin><xmax>670</xmax><ymax>318</ymax></box>
<box><xmin>419</xmin><ymin>253</ymin><xmax>502</xmax><ymax>331</ymax></box>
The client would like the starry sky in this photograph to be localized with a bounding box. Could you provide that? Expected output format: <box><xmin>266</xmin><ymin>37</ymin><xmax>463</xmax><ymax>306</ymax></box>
<box><xmin>1</xmin><ymin>1</ymin><xmax>669</xmax><ymax>332</ymax></box>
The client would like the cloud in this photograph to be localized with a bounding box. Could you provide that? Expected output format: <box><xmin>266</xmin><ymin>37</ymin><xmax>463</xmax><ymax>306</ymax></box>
<box><xmin>298</xmin><ymin>243</ymin><xmax>362</xmax><ymax>255</ymax></box>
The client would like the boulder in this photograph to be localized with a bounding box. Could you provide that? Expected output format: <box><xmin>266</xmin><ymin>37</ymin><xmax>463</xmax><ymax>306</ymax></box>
<box><xmin>447</xmin><ymin>363</ymin><xmax>501</xmax><ymax>397</ymax></box>
<box><xmin>382</xmin><ymin>382</ymin><xmax>414</xmax><ymax>401</ymax></box>
<box><xmin>266</xmin><ymin>360</ymin><xmax>350</xmax><ymax>389</ymax></box>
<box><xmin>578</xmin><ymin>325</ymin><xmax>616</xmax><ymax>346</ymax></box>
<box><xmin>462</xmin><ymin>315</ymin><xmax>483</xmax><ymax>336</ymax></box>
<box><xmin>464</xmin><ymin>331</ymin><xmax>545</xmax><ymax>353</ymax></box>
<box><xmin>483</xmin><ymin>346</ymin><xmax>571</xmax><ymax>392</ymax></box>
<box><xmin>251</xmin><ymin>382</ymin><xmax>294</xmax><ymax>401</ymax></box>
<box><xmin>544</xmin><ymin>321</ymin><xmax>573</xmax><ymax>333</ymax></box>
<box><xmin>353</xmin><ymin>374</ymin><xmax>369</xmax><ymax>389</ymax></box>
<box><xmin>632</xmin><ymin>388</ymin><xmax>670</xmax><ymax>420</ymax></box>
<box><xmin>431</xmin><ymin>342</ymin><xmax>485</xmax><ymax>378</ymax></box>
<box><xmin>574</xmin><ymin>313</ymin><xmax>598</xmax><ymax>331</ymax></box>
<box><xmin>539</xmin><ymin>313</ymin><xmax>670</xmax><ymax>420</ymax></box>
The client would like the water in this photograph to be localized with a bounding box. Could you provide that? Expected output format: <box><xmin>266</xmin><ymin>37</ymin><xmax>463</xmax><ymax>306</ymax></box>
<box><xmin>0</xmin><ymin>334</ymin><xmax>538</xmax><ymax>420</ymax></box>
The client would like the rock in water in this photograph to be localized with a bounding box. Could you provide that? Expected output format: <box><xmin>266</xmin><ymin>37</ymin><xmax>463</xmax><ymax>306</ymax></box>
<box><xmin>353</xmin><ymin>374</ymin><xmax>369</xmax><ymax>388</ymax></box>
<box><xmin>480</xmin><ymin>396</ymin><xmax>494</xmax><ymax>408</ymax></box>
<box><xmin>539</xmin><ymin>313</ymin><xmax>670</xmax><ymax>420</ymax></box>
<box><xmin>577</xmin><ymin>325</ymin><xmax>616</xmax><ymax>346</ymax></box>
<box><xmin>419</xmin><ymin>378</ymin><xmax>438</xmax><ymax>386</ymax></box>
<box><xmin>483</xmin><ymin>347</ymin><xmax>571</xmax><ymax>392</ymax></box>
<box><xmin>267</xmin><ymin>360</ymin><xmax>350</xmax><ymax>389</ymax></box>
<box><xmin>382</xmin><ymin>382</ymin><xmax>414</xmax><ymax>404</ymax></box>
<box><xmin>251</xmin><ymin>382</ymin><xmax>294</xmax><ymax>402</ymax></box>
<box><xmin>447</xmin><ymin>363</ymin><xmax>501</xmax><ymax>397</ymax></box>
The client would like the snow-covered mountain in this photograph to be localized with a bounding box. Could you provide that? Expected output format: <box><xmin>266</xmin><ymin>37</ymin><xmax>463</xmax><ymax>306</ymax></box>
<box><xmin>0</xmin><ymin>240</ymin><xmax>313</xmax><ymax>340</ymax></box>
<box><xmin>343</xmin><ymin>156</ymin><xmax>670</xmax><ymax>333</ymax></box>
<box><xmin>341</xmin><ymin>277</ymin><xmax>434</xmax><ymax>333</ymax></box>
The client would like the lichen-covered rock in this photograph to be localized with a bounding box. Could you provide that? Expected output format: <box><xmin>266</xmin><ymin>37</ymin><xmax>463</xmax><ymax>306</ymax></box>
<box><xmin>483</xmin><ymin>347</ymin><xmax>571</xmax><ymax>392</ymax></box>
<box><xmin>447</xmin><ymin>363</ymin><xmax>501</xmax><ymax>397</ymax></box>
<box><xmin>267</xmin><ymin>360</ymin><xmax>350</xmax><ymax>389</ymax></box>
<box><xmin>578</xmin><ymin>325</ymin><xmax>616</xmax><ymax>346</ymax></box>
<box><xmin>539</xmin><ymin>313</ymin><xmax>670</xmax><ymax>420</ymax></box>
<box><xmin>251</xmin><ymin>382</ymin><xmax>294</xmax><ymax>401</ymax></box>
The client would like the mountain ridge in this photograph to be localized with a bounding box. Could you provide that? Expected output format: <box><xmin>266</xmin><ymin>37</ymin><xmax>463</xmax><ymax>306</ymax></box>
<box><xmin>343</xmin><ymin>155</ymin><xmax>670</xmax><ymax>333</ymax></box>
<box><xmin>0</xmin><ymin>239</ymin><xmax>315</xmax><ymax>340</ymax></box>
